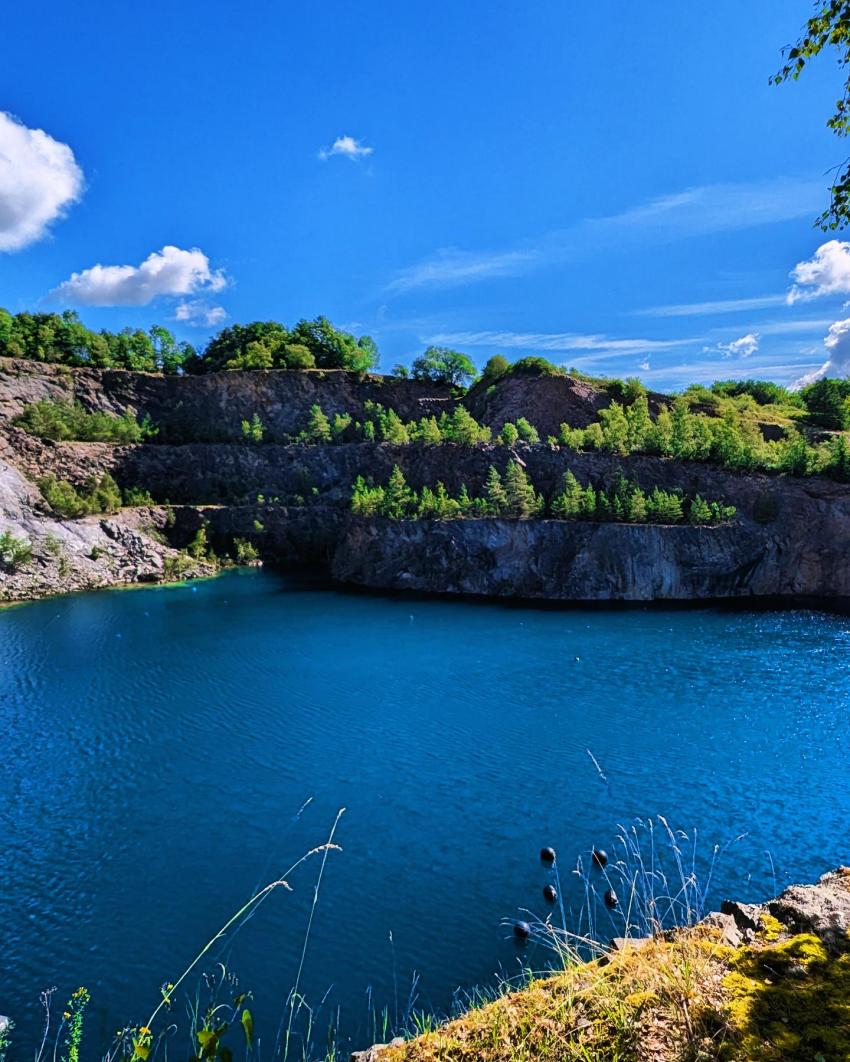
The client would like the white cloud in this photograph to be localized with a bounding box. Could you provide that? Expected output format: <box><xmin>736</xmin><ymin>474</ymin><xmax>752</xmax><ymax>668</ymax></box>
<box><xmin>0</xmin><ymin>111</ymin><xmax>84</xmax><ymax>252</ymax></box>
<box><xmin>638</xmin><ymin>358</ymin><xmax>651</xmax><ymax>372</ymax></box>
<box><xmin>639</xmin><ymin>295</ymin><xmax>786</xmax><ymax>317</ymax></box>
<box><xmin>793</xmin><ymin>317</ymin><xmax>850</xmax><ymax>386</ymax></box>
<box><xmin>788</xmin><ymin>240</ymin><xmax>850</xmax><ymax>303</ymax></box>
<box><xmin>319</xmin><ymin>135</ymin><xmax>373</xmax><ymax>161</ymax></box>
<box><xmin>427</xmin><ymin>329</ymin><xmax>700</xmax><ymax>356</ymax></box>
<box><xmin>53</xmin><ymin>245</ymin><xmax>227</xmax><ymax>306</ymax></box>
<box><xmin>174</xmin><ymin>300</ymin><xmax>227</xmax><ymax>328</ymax></box>
<box><xmin>717</xmin><ymin>333</ymin><xmax>760</xmax><ymax>359</ymax></box>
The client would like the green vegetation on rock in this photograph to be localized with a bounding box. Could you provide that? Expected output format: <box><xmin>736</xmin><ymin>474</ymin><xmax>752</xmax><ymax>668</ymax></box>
<box><xmin>14</xmin><ymin>399</ymin><xmax>156</xmax><ymax>443</ymax></box>
<box><xmin>351</xmin><ymin>464</ymin><xmax>735</xmax><ymax>526</ymax></box>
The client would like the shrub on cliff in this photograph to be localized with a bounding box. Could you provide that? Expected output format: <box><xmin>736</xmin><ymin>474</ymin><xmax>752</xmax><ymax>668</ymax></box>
<box><xmin>0</xmin><ymin>529</ymin><xmax>32</xmax><ymax>570</ymax></box>
<box><xmin>39</xmin><ymin>474</ymin><xmax>123</xmax><ymax>518</ymax></box>
<box><xmin>14</xmin><ymin>400</ymin><xmax>156</xmax><ymax>444</ymax></box>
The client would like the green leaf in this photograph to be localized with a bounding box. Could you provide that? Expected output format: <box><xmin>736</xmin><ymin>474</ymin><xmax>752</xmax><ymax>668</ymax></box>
<box><xmin>241</xmin><ymin>1009</ymin><xmax>254</xmax><ymax>1048</ymax></box>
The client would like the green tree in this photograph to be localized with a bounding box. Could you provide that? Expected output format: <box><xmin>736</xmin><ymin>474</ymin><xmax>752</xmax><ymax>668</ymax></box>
<box><xmin>504</xmin><ymin>459</ymin><xmax>543</xmax><ymax>518</ymax></box>
<box><xmin>800</xmin><ymin>377</ymin><xmax>850</xmax><ymax>428</ymax></box>
<box><xmin>301</xmin><ymin>404</ymin><xmax>331</xmax><ymax>443</ymax></box>
<box><xmin>480</xmin><ymin>354</ymin><xmax>510</xmax><ymax>382</ymax></box>
<box><xmin>380</xmin><ymin>465</ymin><xmax>414</xmax><ymax>518</ymax></box>
<box><xmin>551</xmin><ymin>470</ymin><xmax>583</xmax><ymax>518</ymax></box>
<box><xmin>485</xmin><ymin>465</ymin><xmax>508</xmax><ymax>515</ymax></box>
<box><xmin>689</xmin><ymin>495</ymin><xmax>714</xmax><ymax>525</ymax></box>
<box><xmin>241</xmin><ymin>413</ymin><xmax>265</xmax><ymax>443</ymax></box>
<box><xmin>626</xmin><ymin>394</ymin><xmax>651</xmax><ymax>450</ymax></box>
<box><xmin>413</xmin><ymin>415</ymin><xmax>443</xmax><ymax>444</ymax></box>
<box><xmin>499</xmin><ymin>421</ymin><xmax>520</xmax><ymax>446</ymax></box>
<box><xmin>515</xmin><ymin>417</ymin><xmax>540</xmax><ymax>443</ymax></box>
<box><xmin>599</xmin><ymin>401</ymin><xmax>630</xmax><ymax>454</ymax></box>
<box><xmin>772</xmin><ymin>2</ymin><xmax>850</xmax><ymax>228</ymax></box>
<box><xmin>411</xmin><ymin>346</ymin><xmax>476</xmax><ymax>388</ymax></box>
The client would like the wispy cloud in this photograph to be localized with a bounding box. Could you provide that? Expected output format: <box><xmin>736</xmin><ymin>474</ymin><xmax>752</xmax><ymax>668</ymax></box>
<box><xmin>426</xmin><ymin>329</ymin><xmax>701</xmax><ymax>356</ymax></box>
<box><xmin>387</xmin><ymin>176</ymin><xmax>824</xmax><ymax>293</ymax></box>
<box><xmin>387</xmin><ymin>249</ymin><xmax>537</xmax><ymax>293</ymax></box>
<box><xmin>639</xmin><ymin>295</ymin><xmax>787</xmax><ymax>317</ymax></box>
<box><xmin>318</xmin><ymin>135</ymin><xmax>373</xmax><ymax>161</ymax></box>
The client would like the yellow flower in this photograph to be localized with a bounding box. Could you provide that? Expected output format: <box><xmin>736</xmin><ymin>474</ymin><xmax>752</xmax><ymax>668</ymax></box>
<box><xmin>63</xmin><ymin>1012</ymin><xmax>71</xmax><ymax>1020</ymax></box>
<box><xmin>139</xmin><ymin>1027</ymin><xmax>151</xmax><ymax>1036</ymax></box>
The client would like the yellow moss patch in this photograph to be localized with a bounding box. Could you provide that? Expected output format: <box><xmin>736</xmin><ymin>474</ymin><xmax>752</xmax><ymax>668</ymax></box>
<box><xmin>721</xmin><ymin>934</ymin><xmax>850</xmax><ymax>1061</ymax></box>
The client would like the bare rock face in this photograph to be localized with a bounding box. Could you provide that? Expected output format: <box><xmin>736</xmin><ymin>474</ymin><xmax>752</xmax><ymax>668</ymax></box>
<box><xmin>764</xmin><ymin>868</ymin><xmax>850</xmax><ymax>951</ymax></box>
<box><xmin>350</xmin><ymin>1038</ymin><xmax>404</xmax><ymax>1062</ymax></box>
<box><xmin>720</xmin><ymin>869</ymin><xmax>850</xmax><ymax>953</ymax></box>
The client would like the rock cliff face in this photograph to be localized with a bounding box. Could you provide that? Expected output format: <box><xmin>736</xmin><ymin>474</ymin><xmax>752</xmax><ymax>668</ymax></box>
<box><xmin>1</xmin><ymin>360</ymin><xmax>849</xmax><ymax>606</ymax></box>
<box><xmin>0</xmin><ymin>358</ymin><xmax>454</xmax><ymax>441</ymax></box>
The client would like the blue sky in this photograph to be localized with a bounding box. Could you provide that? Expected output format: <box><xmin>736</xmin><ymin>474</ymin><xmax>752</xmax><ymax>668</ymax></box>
<box><xmin>2</xmin><ymin>0</ymin><xmax>850</xmax><ymax>388</ymax></box>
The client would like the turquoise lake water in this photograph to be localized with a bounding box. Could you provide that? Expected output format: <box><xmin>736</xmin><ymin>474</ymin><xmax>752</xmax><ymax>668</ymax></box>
<box><xmin>2</xmin><ymin>568</ymin><xmax>850</xmax><ymax>1056</ymax></box>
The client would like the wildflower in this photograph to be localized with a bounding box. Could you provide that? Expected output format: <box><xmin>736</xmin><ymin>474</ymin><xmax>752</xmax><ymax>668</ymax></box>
<box><xmin>139</xmin><ymin>1026</ymin><xmax>151</xmax><ymax>1036</ymax></box>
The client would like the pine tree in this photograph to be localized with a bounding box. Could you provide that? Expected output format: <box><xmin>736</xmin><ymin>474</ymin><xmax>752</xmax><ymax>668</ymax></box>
<box><xmin>380</xmin><ymin>465</ymin><xmax>413</xmax><ymax>519</ymax></box>
<box><xmin>689</xmin><ymin>494</ymin><xmax>713</xmax><ymax>524</ymax></box>
<box><xmin>625</xmin><ymin>395</ymin><xmax>651</xmax><ymax>451</ymax></box>
<box><xmin>599</xmin><ymin>402</ymin><xmax>629</xmax><ymax>455</ymax></box>
<box><xmin>504</xmin><ymin>459</ymin><xmax>542</xmax><ymax>518</ymax></box>
<box><xmin>331</xmin><ymin>412</ymin><xmax>352</xmax><ymax>441</ymax></box>
<box><xmin>303</xmin><ymin>404</ymin><xmax>331</xmax><ymax>443</ymax></box>
<box><xmin>414</xmin><ymin>415</ymin><xmax>443</xmax><ymax>444</ymax></box>
<box><xmin>485</xmin><ymin>465</ymin><xmax>508</xmax><ymax>515</ymax></box>
<box><xmin>647</xmin><ymin>407</ymin><xmax>674</xmax><ymax>456</ymax></box>
<box><xmin>580</xmin><ymin>484</ymin><xmax>597</xmax><ymax>518</ymax></box>
<box><xmin>551</xmin><ymin>470</ymin><xmax>583</xmax><ymax>518</ymax></box>
<box><xmin>626</xmin><ymin>487</ymin><xmax>647</xmax><ymax>522</ymax></box>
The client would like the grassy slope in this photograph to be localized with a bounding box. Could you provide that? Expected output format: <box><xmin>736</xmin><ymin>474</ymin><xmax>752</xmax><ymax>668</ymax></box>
<box><xmin>379</xmin><ymin>920</ymin><xmax>850</xmax><ymax>1062</ymax></box>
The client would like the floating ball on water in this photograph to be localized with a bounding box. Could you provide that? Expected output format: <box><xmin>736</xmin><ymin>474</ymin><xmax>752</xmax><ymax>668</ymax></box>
<box><xmin>592</xmin><ymin>849</ymin><xmax>608</xmax><ymax>869</ymax></box>
<box><xmin>540</xmin><ymin>847</ymin><xmax>556</xmax><ymax>863</ymax></box>
<box><xmin>513</xmin><ymin>920</ymin><xmax>531</xmax><ymax>940</ymax></box>
<box><xmin>543</xmin><ymin>884</ymin><xmax>558</xmax><ymax>904</ymax></box>
<box><xmin>604</xmin><ymin>888</ymin><xmax>618</xmax><ymax>909</ymax></box>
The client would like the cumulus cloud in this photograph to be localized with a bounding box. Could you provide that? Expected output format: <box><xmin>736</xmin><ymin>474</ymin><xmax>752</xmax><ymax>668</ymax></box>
<box><xmin>788</xmin><ymin>240</ymin><xmax>850</xmax><ymax>303</ymax></box>
<box><xmin>174</xmin><ymin>300</ymin><xmax>227</xmax><ymax>328</ymax></box>
<box><xmin>318</xmin><ymin>135</ymin><xmax>373</xmax><ymax>161</ymax></box>
<box><xmin>794</xmin><ymin>317</ymin><xmax>850</xmax><ymax>387</ymax></box>
<box><xmin>53</xmin><ymin>245</ymin><xmax>227</xmax><ymax>306</ymax></box>
<box><xmin>718</xmin><ymin>333</ymin><xmax>760</xmax><ymax>359</ymax></box>
<box><xmin>0</xmin><ymin>111</ymin><xmax>84</xmax><ymax>252</ymax></box>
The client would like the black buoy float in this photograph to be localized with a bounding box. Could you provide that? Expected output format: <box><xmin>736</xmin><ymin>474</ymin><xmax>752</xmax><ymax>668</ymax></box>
<box><xmin>513</xmin><ymin>920</ymin><xmax>531</xmax><ymax>940</ymax></box>
<box><xmin>540</xmin><ymin>846</ymin><xmax>556</xmax><ymax>864</ymax></box>
<box><xmin>543</xmin><ymin>884</ymin><xmax>558</xmax><ymax>904</ymax></box>
<box><xmin>604</xmin><ymin>888</ymin><xmax>618</xmax><ymax>909</ymax></box>
<box><xmin>592</xmin><ymin>848</ymin><xmax>608</xmax><ymax>869</ymax></box>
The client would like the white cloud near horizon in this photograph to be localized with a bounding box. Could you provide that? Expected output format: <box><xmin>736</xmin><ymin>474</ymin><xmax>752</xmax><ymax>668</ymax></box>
<box><xmin>788</xmin><ymin>241</ymin><xmax>850</xmax><ymax>303</ymax></box>
<box><xmin>793</xmin><ymin>317</ymin><xmax>850</xmax><ymax>387</ymax></box>
<box><xmin>0</xmin><ymin>111</ymin><xmax>84</xmax><ymax>252</ymax></box>
<box><xmin>318</xmin><ymin>135</ymin><xmax>373</xmax><ymax>161</ymax></box>
<box><xmin>53</xmin><ymin>245</ymin><xmax>227</xmax><ymax>306</ymax></box>
<box><xmin>387</xmin><ymin>176</ymin><xmax>824</xmax><ymax>293</ymax></box>
<box><xmin>174</xmin><ymin>300</ymin><xmax>227</xmax><ymax>327</ymax></box>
